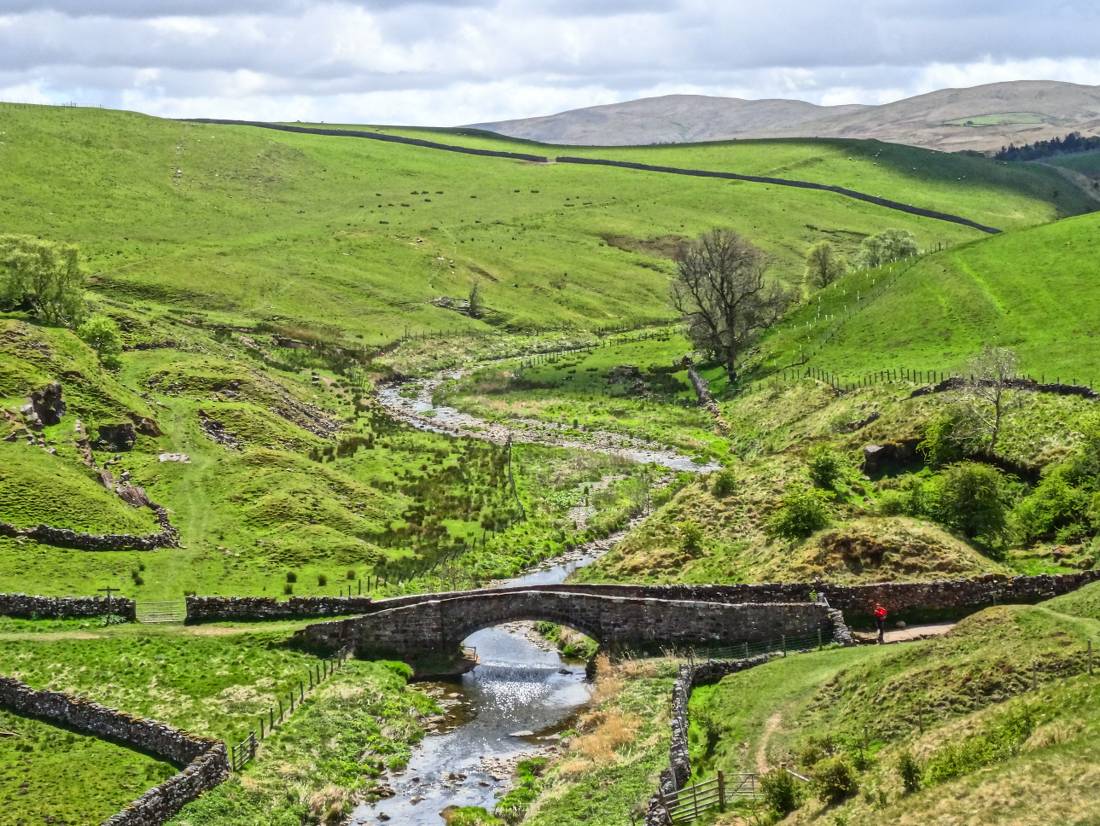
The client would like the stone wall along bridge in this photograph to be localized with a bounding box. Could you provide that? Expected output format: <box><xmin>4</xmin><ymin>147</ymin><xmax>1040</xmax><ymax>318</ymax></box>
<box><xmin>292</xmin><ymin>587</ymin><xmax>839</xmax><ymax>659</ymax></box>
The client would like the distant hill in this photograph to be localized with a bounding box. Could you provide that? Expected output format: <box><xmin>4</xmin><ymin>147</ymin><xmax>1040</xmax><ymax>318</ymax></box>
<box><xmin>473</xmin><ymin>80</ymin><xmax>1100</xmax><ymax>152</ymax></box>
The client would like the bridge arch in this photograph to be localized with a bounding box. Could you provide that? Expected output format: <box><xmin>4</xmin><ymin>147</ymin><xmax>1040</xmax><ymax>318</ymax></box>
<box><xmin>293</xmin><ymin>589</ymin><xmax>838</xmax><ymax>662</ymax></box>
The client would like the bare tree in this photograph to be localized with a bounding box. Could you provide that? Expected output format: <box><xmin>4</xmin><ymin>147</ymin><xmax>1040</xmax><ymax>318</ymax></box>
<box><xmin>805</xmin><ymin>240</ymin><xmax>847</xmax><ymax>288</ymax></box>
<box><xmin>961</xmin><ymin>346</ymin><xmax>1019</xmax><ymax>455</ymax></box>
<box><xmin>671</xmin><ymin>229</ymin><xmax>790</xmax><ymax>384</ymax></box>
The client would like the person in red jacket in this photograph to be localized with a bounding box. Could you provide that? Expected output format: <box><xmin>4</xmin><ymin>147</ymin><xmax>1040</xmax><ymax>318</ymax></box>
<box><xmin>873</xmin><ymin>602</ymin><xmax>888</xmax><ymax>644</ymax></box>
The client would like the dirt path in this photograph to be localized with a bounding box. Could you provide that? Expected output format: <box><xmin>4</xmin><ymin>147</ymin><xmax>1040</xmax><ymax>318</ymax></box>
<box><xmin>853</xmin><ymin>622</ymin><xmax>957</xmax><ymax>644</ymax></box>
<box><xmin>756</xmin><ymin>711</ymin><xmax>783</xmax><ymax>774</ymax></box>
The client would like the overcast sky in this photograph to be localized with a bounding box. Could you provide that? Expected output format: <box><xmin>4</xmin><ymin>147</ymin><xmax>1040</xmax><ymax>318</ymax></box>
<box><xmin>0</xmin><ymin>0</ymin><xmax>1097</xmax><ymax>124</ymax></box>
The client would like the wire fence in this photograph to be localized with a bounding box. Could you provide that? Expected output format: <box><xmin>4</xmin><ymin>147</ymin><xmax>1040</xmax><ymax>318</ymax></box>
<box><xmin>229</xmin><ymin>645</ymin><xmax>353</xmax><ymax>773</ymax></box>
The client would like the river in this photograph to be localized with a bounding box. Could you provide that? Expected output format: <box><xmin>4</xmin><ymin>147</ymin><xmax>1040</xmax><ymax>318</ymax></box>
<box><xmin>350</xmin><ymin>371</ymin><xmax>714</xmax><ymax>823</ymax></box>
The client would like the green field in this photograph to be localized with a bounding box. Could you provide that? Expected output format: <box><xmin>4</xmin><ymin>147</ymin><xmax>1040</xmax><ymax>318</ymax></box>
<box><xmin>687</xmin><ymin>583</ymin><xmax>1100</xmax><ymax>824</ymax></box>
<box><xmin>759</xmin><ymin>210</ymin><xmax>1100</xmax><ymax>383</ymax></box>
<box><xmin>0</xmin><ymin>619</ymin><xmax>431</xmax><ymax>824</ymax></box>
<box><xmin>0</xmin><ymin>708</ymin><xmax>175</xmax><ymax>825</ymax></box>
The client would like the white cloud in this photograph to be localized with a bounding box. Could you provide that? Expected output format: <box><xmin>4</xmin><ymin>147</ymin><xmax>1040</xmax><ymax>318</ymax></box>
<box><xmin>0</xmin><ymin>1</ymin><xmax>1096</xmax><ymax>123</ymax></box>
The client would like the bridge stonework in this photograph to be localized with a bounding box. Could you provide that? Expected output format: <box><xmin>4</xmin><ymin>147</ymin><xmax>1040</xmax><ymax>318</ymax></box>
<box><xmin>292</xmin><ymin>590</ymin><xmax>834</xmax><ymax>659</ymax></box>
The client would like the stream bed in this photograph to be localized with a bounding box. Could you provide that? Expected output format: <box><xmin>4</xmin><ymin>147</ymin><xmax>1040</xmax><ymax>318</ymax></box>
<box><xmin>349</xmin><ymin>550</ymin><xmax>606</xmax><ymax>824</ymax></box>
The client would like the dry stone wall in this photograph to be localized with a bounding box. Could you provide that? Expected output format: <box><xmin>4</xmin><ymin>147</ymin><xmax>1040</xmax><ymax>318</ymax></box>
<box><xmin>0</xmin><ymin>593</ymin><xmax>136</xmax><ymax>620</ymax></box>
<box><xmin>375</xmin><ymin>572</ymin><xmax>1100</xmax><ymax>624</ymax></box>
<box><xmin>0</xmin><ymin>504</ymin><xmax>178</xmax><ymax>551</ymax></box>
<box><xmin>0</xmin><ymin>676</ymin><xmax>228</xmax><ymax>825</ymax></box>
<box><xmin>186</xmin><ymin>595</ymin><xmax>374</xmax><ymax>623</ymax></box>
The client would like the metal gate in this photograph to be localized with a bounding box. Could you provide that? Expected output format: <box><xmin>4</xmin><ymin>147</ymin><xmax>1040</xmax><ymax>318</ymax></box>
<box><xmin>135</xmin><ymin>600</ymin><xmax>186</xmax><ymax>624</ymax></box>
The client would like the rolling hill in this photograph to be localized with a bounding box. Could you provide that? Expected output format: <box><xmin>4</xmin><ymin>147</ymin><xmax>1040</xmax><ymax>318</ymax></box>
<box><xmin>474</xmin><ymin>80</ymin><xmax>1100</xmax><ymax>153</ymax></box>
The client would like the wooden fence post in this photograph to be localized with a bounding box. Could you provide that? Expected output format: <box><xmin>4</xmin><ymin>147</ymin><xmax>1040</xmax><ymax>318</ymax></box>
<box><xmin>717</xmin><ymin>771</ymin><xmax>726</xmax><ymax>812</ymax></box>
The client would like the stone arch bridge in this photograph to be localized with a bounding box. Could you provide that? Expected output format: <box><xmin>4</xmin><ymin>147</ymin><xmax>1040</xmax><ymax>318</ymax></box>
<box><xmin>292</xmin><ymin>584</ymin><xmax>845</xmax><ymax>660</ymax></box>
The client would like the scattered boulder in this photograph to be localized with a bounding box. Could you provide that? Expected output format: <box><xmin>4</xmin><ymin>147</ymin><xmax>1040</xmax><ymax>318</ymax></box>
<box><xmin>131</xmin><ymin>416</ymin><xmax>161</xmax><ymax>437</ymax></box>
<box><xmin>861</xmin><ymin>439</ymin><xmax>920</xmax><ymax>475</ymax></box>
<box><xmin>96</xmin><ymin>423</ymin><xmax>137</xmax><ymax>451</ymax></box>
<box><xmin>158</xmin><ymin>452</ymin><xmax>191</xmax><ymax>463</ymax></box>
<box><xmin>22</xmin><ymin>382</ymin><xmax>65</xmax><ymax>428</ymax></box>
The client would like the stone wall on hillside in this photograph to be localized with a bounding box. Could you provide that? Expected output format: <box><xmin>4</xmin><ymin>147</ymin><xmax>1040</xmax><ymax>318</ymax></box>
<box><xmin>185</xmin><ymin>595</ymin><xmax>373</xmax><ymax>623</ymax></box>
<box><xmin>644</xmin><ymin>655</ymin><xmax>774</xmax><ymax>825</ymax></box>
<box><xmin>0</xmin><ymin>676</ymin><xmax>228</xmax><ymax>825</ymax></box>
<box><xmin>0</xmin><ymin>593</ymin><xmax>136</xmax><ymax>620</ymax></box>
<box><xmin>0</xmin><ymin>504</ymin><xmax>178</xmax><ymax>551</ymax></box>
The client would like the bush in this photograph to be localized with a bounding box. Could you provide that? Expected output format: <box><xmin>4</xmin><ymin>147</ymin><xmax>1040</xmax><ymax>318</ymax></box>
<box><xmin>346</xmin><ymin>569</ymin><xmax>356</xmax><ymax>580</ymax></box>
<box><xmin>1012</xmin><ymin>467</ymin><xmax>1090</xmax><ymax>543</ymax></box>
<box><xmin>679</xmin><ymin>520</ymin><xmax>704</xmax><ymax>554</ymax></box>
<box><xmin>767</xmin><ymin>486</ymin><xmax>832</xmax><ymax>540</ymax></box>
<box><xmin>808</xmin><ymin>445</ymin><xmax>845</xmax><ymax>490</ymax></box>
<box><xmin>897</xmin><ymin>751</ymin><xmax>922</xmax><ymax>794</ymax></box>
<box><xmin>930</xmin><ymin>462</ymin><xmax>1010</xmax><ymax>542</ymax></box>
<box><xmin>711</xmin><ymin>468</ymin><xmax>737</xmax><ymax>498</ymax></box>
<box><xmin>283</xmin><ymin>583</ymin><xmax>293</xmax><ymax>595</ymax></box>
<box><xmin>919</xmin><ymin>408</ymin><xmax>977</xmax><ymax>467</ymax></box>
<box><xmin>317</xmin><ymin>573</ymin><xmax>328</xmax><ymax>587</ymax></box>
<box><xmin>760</xmin><ymin>768</ymin><xmax>801</xmax><ymax>817</ymax></box>
<box><xmin>925</xmin><ymin>707</ymin><xmax>1034</xmax><ymax>785</ymax></box>
<box><xmin>77</xmin><ymin>315</ymin><xmax>123</xmax><ymax>369</ymax></box>
<box><xmin>812</xmin><ymin>756</ymin><xmax>858</xmax><ymax>804</ymax></box>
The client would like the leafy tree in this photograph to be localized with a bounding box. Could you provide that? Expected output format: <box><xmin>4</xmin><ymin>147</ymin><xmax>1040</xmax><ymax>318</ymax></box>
<box><xmin>767</xmin><ymin>486</ymin><xmax>832</xmax><ymax>540</ymax></box>
<box><xmin>856</xmin><ymin>229</ymin><xmax>919</xmax><ymax>269</ymax></box>
<box><xmin>804</xmin><ymin>240</ymin><xmax>847</xmax><ymax>288</ymax></box>
<box><xmin>0</xmin><ymin>235</ymin><xmax>87</xmax><ymax>326</ymax></box>
<box><xmin>671</xmin><ymin>229</ymin><xmax>791</xmax><ymax>384</ymax></box>
<box><xmin>77</xmin><ymin>314</ymin><xmax>123</xmax><ymax>370</ymax></box>
<box><xmin>931</xmin><ymin>462</ymin><xmax>1010</xmax><ymax>542</ymax></box>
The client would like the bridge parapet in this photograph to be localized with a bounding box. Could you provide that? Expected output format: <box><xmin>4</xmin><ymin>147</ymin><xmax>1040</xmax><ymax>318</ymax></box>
<box><xmin>293</xmin><ymin>589</ymin><xmax>836</xmax><ymax>660</ymax></box>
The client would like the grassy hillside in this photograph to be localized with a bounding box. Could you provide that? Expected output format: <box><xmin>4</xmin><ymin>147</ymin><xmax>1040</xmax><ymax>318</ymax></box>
<box><xmin>688</xmin><ymin>584</ymin><xmax>1100</xmax><ymax>824</ymax></box>
<box><xmin>761</xmin><ymin>210</ymin><xmax>1100</xmax><ymax>383</ymax></box>
<box><xmin>1</xmin><ymin>104</ymin><xmax>1002</xmax><ymax>343</ymax></box>
<box><xmin>366</xmin><ymin>126</ymin><xmax>1091</xmax><ymax>230</ymax></box>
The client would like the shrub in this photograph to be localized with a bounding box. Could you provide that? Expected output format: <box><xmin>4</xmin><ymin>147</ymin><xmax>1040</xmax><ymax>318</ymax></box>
<box><xmin>897</xmin><ymin>750</ymin><xmax>922</xmax><ymax>794</ymax></box>
<box><xmin>767</xmin><ymin>486</ymin><xmax>832</xmax><ymax>540</ymax></box>
<box><xmin>925</xmin><ymin>707</ymin><xmax>1035</xmax><ymax>785</ymax></box>
<box><xmin>808</xmin><ymin>445</ymin><xmax>845</xmax><ymax>490</ymax></box>
<box><xmin>679</xmin><ymin>520</ymin><xmax>704</xmax><ymax>554</ymax></box>
<box><xmin>346</xmin><ymin>569</ymin><xmax>356</xmax><ymax>580</ymax></box>
<box><xmin>711</xmin><ymin>468</ymin><xmax>737</xmax><ymax>498</ymax></box>
<box><xmin>760</xmin><ymin>768</ymin><xmax>801</xmax><ymax>817</ymax></box>
<box><xmin>797</xmin><ymin>734</ymin><xmax>838</xmax><ymax>768</ymax></box>
<box><xmin>1012</xmin><ymin>467</ymin><xmax>1090</xmax><ymax>543</ymax></box>
<box><xmin>919</xmin><ymin>408</ymin><xmax>977</xmax><ymax>467</ymax></box>
<box><xmin>77</xmin><ymin>315</ymin><xmax>123</xmax><ymax>369</ymax></box>
<box><xmin>812</xmin><ymin>756</ymin><xmax>858</xmax><ymax>804</ymax></box>
<box><xmin>930</xmin><ymin>462</ymin><xmax>1010</xmax><ymax>542</ymax></box>
<box><xmin>283</xmin><ymin>583</ymin><xmax>293</xmax><ymax>595</ymax></box>
<box><xmin>286</xmin><ymin>571</ymin><xmax>298</xmax><ymax>583</ymax></box>
<box><xmin>317</xmin><ymin>573</ymin><xmax>328</xmax><ymax>587</ymax></box>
